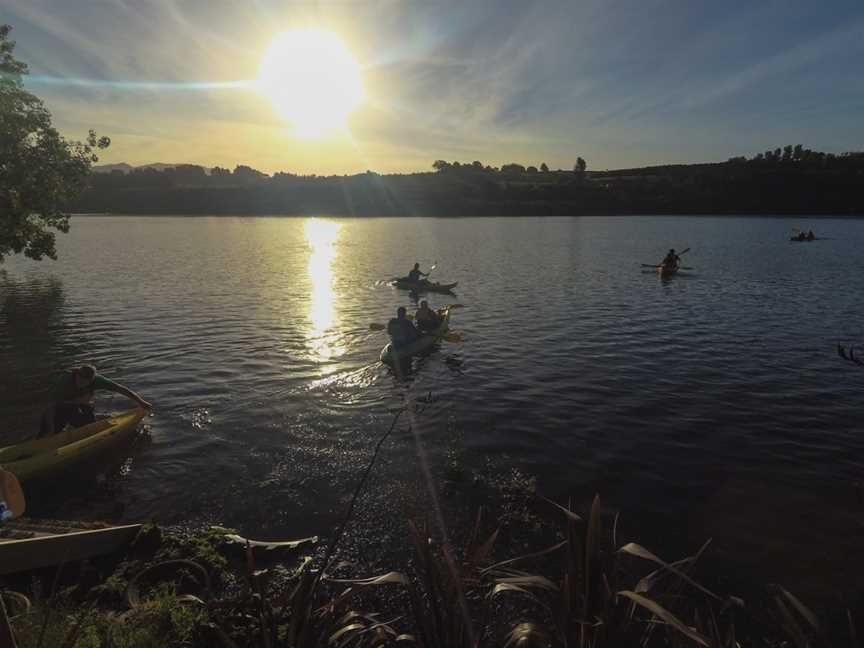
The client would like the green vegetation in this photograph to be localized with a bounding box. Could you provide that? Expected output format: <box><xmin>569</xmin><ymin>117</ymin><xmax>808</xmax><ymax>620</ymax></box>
<box><xmin>4</xmin><ymin>496</ymin><xmax>857</xmax><ymax>647</ymax></box>
<box><xmin>0</xmin><ymin>25</ymin><xmax>109</xmax><ymax>264</ymax></box>
<box><xmin>77</xmin><ymin>147</ymin><xmax>864</xmax><ymax>218</ymax></box>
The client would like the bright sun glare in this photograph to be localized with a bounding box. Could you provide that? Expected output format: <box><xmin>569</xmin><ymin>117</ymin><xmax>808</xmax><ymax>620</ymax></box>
<box><xmin>258</xmin><ymin>30</ymin><xmax>364</xmax><ymax>138</ymax></box>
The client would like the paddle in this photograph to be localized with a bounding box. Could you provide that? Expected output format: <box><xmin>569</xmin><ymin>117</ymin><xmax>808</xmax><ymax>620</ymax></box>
<box><xmin>641</xmin><ymin>247</ymin><xmax>690</xmax><ymax>268</ymax></box>
<box><xmin>388</xmin><ymin>261</ymin><xmax>438</xmax><ymax>285</ymax></box>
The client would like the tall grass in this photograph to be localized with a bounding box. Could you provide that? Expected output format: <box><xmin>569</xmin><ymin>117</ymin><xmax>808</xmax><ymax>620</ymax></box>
<box><xmin>7</xmin><ymin>492</ymin><xmax>856</xmax><ymax>647</ymax></box>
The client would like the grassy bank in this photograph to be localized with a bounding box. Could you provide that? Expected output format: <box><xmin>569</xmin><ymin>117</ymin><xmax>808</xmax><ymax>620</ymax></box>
<box><xmin>4</xmin><ymin>493</ymin><xmax>858</xmax><ymax>648</ymax></box>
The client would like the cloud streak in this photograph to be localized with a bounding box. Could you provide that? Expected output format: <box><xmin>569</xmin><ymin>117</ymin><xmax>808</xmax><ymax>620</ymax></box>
<box><xmin>3</xmin><ymin>0</ymin><xmax>863</xmax><ymax>172</ymax></box>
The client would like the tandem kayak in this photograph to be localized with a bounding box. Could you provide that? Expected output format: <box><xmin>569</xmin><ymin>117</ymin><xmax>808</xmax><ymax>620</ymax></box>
<box><xmin>0</xmin><ymin>408</ymin><xmax>146</xmax><ymax>482</ymax></box>
<box><xmin>392</xmin><ymin>279</ymin><xmax>458</xmax><ymax>294</ymax></box>
<box><xmin>380</xmin><ymin>309</ymin><xmax>451</xmax><ymax>364</ymax></box>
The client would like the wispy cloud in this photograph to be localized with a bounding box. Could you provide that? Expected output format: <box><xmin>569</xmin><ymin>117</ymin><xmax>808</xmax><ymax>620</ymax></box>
<box><xmin>3</xmin><ymin>0</ymin><xmax>863</xmax><ymax>172</ymax></box>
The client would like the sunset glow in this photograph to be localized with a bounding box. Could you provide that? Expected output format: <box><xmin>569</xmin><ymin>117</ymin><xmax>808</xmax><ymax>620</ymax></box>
<box><xmin>258</xmin><ymin>30</ymin><xmax>364</xmax><ymax>138</ymax></box>
<box><xmin>305</xmin><ymin>218</ymin><xmax>343</xmax><ymax>363</ymax></box>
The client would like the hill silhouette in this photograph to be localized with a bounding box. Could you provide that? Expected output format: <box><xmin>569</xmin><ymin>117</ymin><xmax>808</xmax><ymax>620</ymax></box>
<box><xmin>75</xmin><ymin>148</ymin><xmax>864</xmax><ymax>216</ymax></box>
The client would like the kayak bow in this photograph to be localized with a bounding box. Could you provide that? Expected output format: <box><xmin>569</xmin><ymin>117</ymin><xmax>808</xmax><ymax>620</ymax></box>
<box><xmin>0</xmin><ymin>408</ymin><xmax>146</xmax><ymax>482</ymax></box>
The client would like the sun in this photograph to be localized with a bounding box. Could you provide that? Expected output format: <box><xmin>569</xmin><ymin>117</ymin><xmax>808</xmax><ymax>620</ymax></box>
<box><xmin>258</xmin><ymin>30</ymin><xmax>364</xmax><ymax>137</ymax></box>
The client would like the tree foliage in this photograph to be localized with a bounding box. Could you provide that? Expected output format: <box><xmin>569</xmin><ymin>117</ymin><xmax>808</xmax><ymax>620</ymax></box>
<box><xmin>0</xmin><ymin>24</ymin><xmax>109</xmax><ymax>263</ymax></box>
<box><xmin>575</xmin><ymin>157</ymin><xmax>587</xmax><ymax>174</ymax></box>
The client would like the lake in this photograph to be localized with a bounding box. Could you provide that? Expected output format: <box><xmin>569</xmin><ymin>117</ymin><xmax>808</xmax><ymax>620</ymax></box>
<box><xmin>2</xmin><ymin>215</ymin><xmax>863</xmax><ymax>600</ymax></box>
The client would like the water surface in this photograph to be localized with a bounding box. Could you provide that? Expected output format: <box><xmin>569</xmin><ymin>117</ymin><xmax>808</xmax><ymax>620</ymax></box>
<box><xmin>2</xmin><ymin>215</ymin><xmax>863</xmax><ymax>599</ymax></box>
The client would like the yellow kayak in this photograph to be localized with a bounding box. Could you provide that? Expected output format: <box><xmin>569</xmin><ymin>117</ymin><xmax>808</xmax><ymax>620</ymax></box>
<box><xmin>0</xmin><ymin>408</ymin><xmax>146</xmax><ymax>482</ymax></box>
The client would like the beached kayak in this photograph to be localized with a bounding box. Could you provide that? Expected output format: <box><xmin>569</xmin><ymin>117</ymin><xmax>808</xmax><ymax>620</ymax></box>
<box><xmin>0</xmin><ymin>408</ymin><xmax>146</xmax><ymax>482</ymax></box>
<box><xmin>392</xmin><ymin>279</ymin><xmax>458</xmax><ymax>293</ymax></box>
<box><xmin>380</xmin><ymin>309</ymin><xmax>451</xmax><ymax>364</ymax></box>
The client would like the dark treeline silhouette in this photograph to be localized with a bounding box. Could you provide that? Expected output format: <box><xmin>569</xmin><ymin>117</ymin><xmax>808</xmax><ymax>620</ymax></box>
<box><xmin>74</xmin><ymin>147</ymin><xmax>864</xmax><ymax>216</ymax></box>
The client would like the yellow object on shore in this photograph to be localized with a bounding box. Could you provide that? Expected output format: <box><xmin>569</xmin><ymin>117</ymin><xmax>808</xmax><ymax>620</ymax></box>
<box><xmin>0</xmin><ymin>408</ymin><xmax>145</xmax><ymax>482</ymax></box>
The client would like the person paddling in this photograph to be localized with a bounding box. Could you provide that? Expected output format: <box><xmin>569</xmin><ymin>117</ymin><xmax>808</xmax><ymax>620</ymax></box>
<box><xmin>387</xmin><ymin>307</ymin><xmax>420</xmax><ymax>348</ymax></box>
<box><xmin>407</xmin><ymin>263</ymin><xmax>429</xmax><ymax>284</ymax></box>
<box><xmin>660</xmin><ymin>249</ymin><xmax>680</xmax><ymax>270</ymax></box>
<box><xmin>40</xmin><ymin>364</ymin><xmax>151</xmax><ymax>436</ymax></box>
<box><xmin>414</xmin><ymin>300</ymin><xmax>440</xmax><ymax>333</ymax></box>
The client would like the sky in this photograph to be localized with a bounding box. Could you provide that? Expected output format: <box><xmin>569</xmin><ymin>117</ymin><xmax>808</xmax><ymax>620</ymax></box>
<box><xmin>2</xmin><ymin>0</ymin><xmax>863</xmax><ymax>175</ymax></box>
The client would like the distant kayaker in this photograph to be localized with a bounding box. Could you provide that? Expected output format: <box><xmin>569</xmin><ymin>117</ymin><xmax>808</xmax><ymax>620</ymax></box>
<box><xmin>414</xmin><ymin>300</ymin><xmax>440</xmax><ymax>333</ymax></box>
<box><xmin>40</xmin><ymin>364</ymin><xmax>151</xmax><ymax>436</ymax></box>
<box><xmin>807</xmin><ymin>230</ymin><xmax>815</xmax><ymax>241</ymax></box>
<box><xmin>407</xmin><ymin>263</ymin><xmax>429</xmax><ymax>284</ymax></box>
<box><xmin>661</xmin><ymin>249</ymin><xmax>680</xmax><ymax>269</ymax></box>
<box><xmin>387</xmin><ymin>307</ymin><xmax>420</xmax><ymax>348</ymax></box>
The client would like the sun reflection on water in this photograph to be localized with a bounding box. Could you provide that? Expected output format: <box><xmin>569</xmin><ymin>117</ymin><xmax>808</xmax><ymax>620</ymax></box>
<box><xmin>305</xmin><ymin>218</ymin><xmax>344</xmax><ymax>365</ymax></box>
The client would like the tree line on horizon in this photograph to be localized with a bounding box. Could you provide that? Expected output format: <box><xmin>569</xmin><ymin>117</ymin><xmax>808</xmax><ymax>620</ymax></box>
<box><xmin>728</xmin><ymin>144</ymin><xmax>864</xmax><ymax>166</ymax></box>
<box><xmin>431</xmin><ymin>157</ymin><xmax>587</xmax><ymax>176</ymax></box>
<box><xmin>74</xmin><ymin>145</ymin><xmax>864</xmax><ymax>217</ymax></box>
<box><xmin>92</xmin><ymin>156</ymin><xmax>592</xmax><ymax>186</ymax></box>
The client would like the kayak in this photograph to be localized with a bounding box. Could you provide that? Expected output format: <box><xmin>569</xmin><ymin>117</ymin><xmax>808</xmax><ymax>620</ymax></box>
<box><xmin>657</xmin><ymin>264</ymin><xmax>678</xmax><ymax>277</ymax></box>
<box><xmin>392</xmin><ymin>279</ymin><xmax>458</xmax><ymax>294</ymax></box>
<box><xmin>790</xmin><ymin>237</ymin><xmax>817</xmax><ymax>242</ymax></box>
<box><xmin>380</xmin><ymin>309</ymin><xmax>451</xmax><ymax>364</ymax></box>
<box><xmin>0</xmin><ymin>408</ymin><xmax>146</xmax><ymax>482</ymax></box>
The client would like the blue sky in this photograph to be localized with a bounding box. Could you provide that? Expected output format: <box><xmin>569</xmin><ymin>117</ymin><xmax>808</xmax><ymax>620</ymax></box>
<box><xmin>2</xmin><ymin>0</ymin><xmax>863</xmax><ymax>174</ymax></box>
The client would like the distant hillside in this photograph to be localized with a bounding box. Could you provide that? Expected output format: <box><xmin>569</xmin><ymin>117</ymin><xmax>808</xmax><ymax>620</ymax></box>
<box><xmin>75</xmin><ymin>150</ymin><xmax>864</xmax><ymax>216</ymax></box>
<box><xmin>92</xmin><ymin>162</ymin><xmax>198</xmax><ymax>174</ymax></box>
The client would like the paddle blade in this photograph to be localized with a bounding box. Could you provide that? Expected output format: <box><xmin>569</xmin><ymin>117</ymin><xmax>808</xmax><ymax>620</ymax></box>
<box><xmin>370</xmin><ymin>323</ymin><xmax>386</xmax><ymax>331</ymax></box>
<box><xmin>447</xmin><ymin>303</ymin><xmax>465</xmax><ymax>310</ymax></box>
<box><xmin>444</xmin><ymin>332</ymin><xmax>464</xmax><ymax>343</ymax></box>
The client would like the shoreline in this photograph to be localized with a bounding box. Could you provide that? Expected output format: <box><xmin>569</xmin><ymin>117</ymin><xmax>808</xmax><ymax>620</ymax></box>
<box><xmin>4</xmin><ymin>493</ymin><xmax>857</xmax><ymax>647</ymax></box>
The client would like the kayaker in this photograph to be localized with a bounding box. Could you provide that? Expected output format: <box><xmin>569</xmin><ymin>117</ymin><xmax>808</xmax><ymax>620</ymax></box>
<box><xmin>661</xmin><ymin>249</ymin><xmax>680</xmax><ymax>269</ymax></box>
<box><xmin>414</xmin><ymin>300</ymin><xmax>440</xmax><ymax>333</ymax></box>
<box><xmin>40</xmin><ymin>364</ymin><xmax>151</xmax><ymax>436</ymax></box>
<box><xmin>807</xmin><ymin>230</ymin><xmax>815</xmax><ymax>241</ymax></box>
<box><xmin>407</xmin><ymin>263</ymin><xmax>429</xmax><ymax>284</ymax></box>
<box><xmin>387</xmin><ymin>307</ymin><xmax>420</xmax><ymax>348</ymax></box>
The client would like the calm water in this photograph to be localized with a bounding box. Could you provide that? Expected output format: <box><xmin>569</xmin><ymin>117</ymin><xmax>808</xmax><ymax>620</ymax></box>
<box><xmin>2</xmin><ymin>215</ymin><xmax>863</xmax><ymax>598</ymax></box>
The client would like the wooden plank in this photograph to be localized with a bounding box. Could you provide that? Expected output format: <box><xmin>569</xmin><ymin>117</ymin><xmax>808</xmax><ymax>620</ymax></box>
<box><xmin>0</xmin><ymin>523</ymin><xmax>141</xmax><ymax>575</ymax></box>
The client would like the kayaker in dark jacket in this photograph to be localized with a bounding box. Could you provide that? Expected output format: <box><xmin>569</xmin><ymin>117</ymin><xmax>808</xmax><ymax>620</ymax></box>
<box><xmin>414</xmin><ymin>300</ymin><xmax>440</xmax><ymax>333</ymax></box>
<box><xmin>40</xmin><ymin>364</ymin><xmax>151</xmax><ymax>436</ymax></box>
<box><xmin>661</xmin><ymin>249</ymin><xmax>680</xmax><ymax>268</ymax></box>
<box><xmin>387</xmin><ymin>307</ymin><xmax>420</xmax><ymax>348</ymax></box>
<box><xmin>407</xmin><ymin>263</ymin><xmax>428</xmax><ymax>284</ymax></box>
